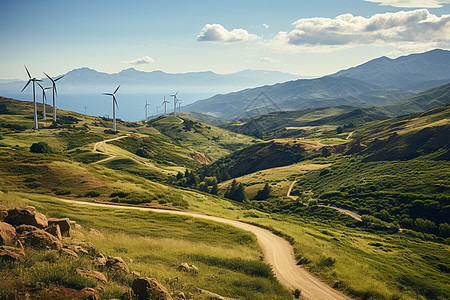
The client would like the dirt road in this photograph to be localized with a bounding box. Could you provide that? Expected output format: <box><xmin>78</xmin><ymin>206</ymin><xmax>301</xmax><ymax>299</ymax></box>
<box><xmin>58</xmin><ymin>198</ymin><xmax>351</xmax><ymax>300</ymax></box>
<box><xmin>93</xmin><ymin>135</ymin><xmax>129</xmax><ymax>152</ymax></box>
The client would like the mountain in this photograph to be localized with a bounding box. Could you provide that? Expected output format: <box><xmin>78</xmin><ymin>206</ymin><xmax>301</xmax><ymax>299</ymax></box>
<box><xmin>331</xmin><ymin>49</ymin><xmax>450</xmax><ymax>90</ymax></box>
<box><xmin>183</xmin><ymin>76</ymin><xmax>416</xmax><ymax>119</ymax></box>
<box><xmin>0</xmin><ymin>67</ymin><xmax>301</xmax><ymax>94</ymax></box>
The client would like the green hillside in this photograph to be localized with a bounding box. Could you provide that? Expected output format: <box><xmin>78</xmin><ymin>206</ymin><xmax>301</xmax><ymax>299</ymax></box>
<box><xmin>224</xmin><ymin>106</ymin><xmax>388</xmax><ymax>140</ymax></box>
<box><xmin>1</xmin><ymin>96</ymin><xmax>449</xmax><ymax>300</ymax></box>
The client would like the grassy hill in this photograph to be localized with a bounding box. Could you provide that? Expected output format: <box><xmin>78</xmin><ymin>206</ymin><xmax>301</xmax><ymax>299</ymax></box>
<box><xmin>377</xmin><ymin>82</ymin><xmax>450</xmax><ymax>116</ymax></box>
<box><xmin>223</xmin><ymin>106</ymin><xmax>389</xmax><ymax>140</ymax></box>
<box><xmin>1</xmin><ymin>96</ymin><xmax>449</xmax><ymax>300</ymax></box>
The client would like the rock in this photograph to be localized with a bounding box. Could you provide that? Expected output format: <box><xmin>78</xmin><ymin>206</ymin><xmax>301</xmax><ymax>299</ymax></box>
<box><xmin>0</xmin><ymin>222</ymin><xmax>16</xmax><ymax>246</ymax></box>
<box><xmin>60</xmin><ymin>247</ymin><xmax>78</xmax><ymax>258</ymax></box>
<box><xmin>174</xmin><ymin>292</ymin><xmax>187</xmax><ymax>300</ymax></box>
<box><xmin>48</xmin><ymin>218</ymin><xmax>71</xmax><ymax>237</ymax></box>
<box><xmin>19</xmin><ymin>227</ymin><xmax>62</xmax><ymax>250</ymax></box>
<box><xmin>93</xmin><ymin>253</ymin><xmax>107</xmax><ymax>268</ymax></box>
<box><xmin>81</xmin><ymin>287</ymin><xmax>99</xmax><ymax>300</ymax></box>
<box><xmin>131</xmin><ymin>278</ymin><xmax>173</xmax><ymax>300</ymax></box>
<box><xmin>198</xmin><ymin>289</ymin><xmax>224</xmax><ymax>300</ymax></box>
<box><xmin>0</xmin><ymin>205</ymin><xmax>8</xmax><ymax>221</ymax></box>
<box><xmin>89</xmin><ymin>228</ymin><xmax>104</xmax><ymax>238</ymax></box>
<box><xmin>74</xmin><ymin>223</ymin><xmax>83</xmax><ymax>230</ymax></box>
<box><xmin>15</xmin><ymin>224</ymin><xmax>39</xmax><ymax>234</ymax></box>
<box><xmin>5</xmin><ymin>206</ymin><xmax>48</xmax><ymax>228</ymax></box>
<box><xmin>68</xmin><ymin>245</ymin><xmax>89</xmax><ymax>256</ymax></box>
<box><xmin>79</xmin><ymin>242</ymin><xmax>97</xmax><ymax>255</ymax></box>
<box><xmin>76</xmin><ymin>268</ymin><xmax>108</xmax><ymax>283</ymax></box>
<box><xmin>46</xmin><ymin>224</ymin><xmax>62</xmax><ymax>240</ymax></box>
<box><xmin>177</xmin><ymin>262</ymin><xmax>199</xmax><ymax>273</ymax></box>
<box><xmin>0</xmin><ymin>245</ymin><xmax>25</xmax><ymax>262</ymax></box>
<box><xmin>106</xmin><ymin>256</ymin><xmax>130</xmax><ymax>274</ymax></box>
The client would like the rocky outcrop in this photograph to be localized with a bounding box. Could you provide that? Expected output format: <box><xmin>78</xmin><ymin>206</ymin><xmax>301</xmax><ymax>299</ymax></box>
<box><xmin>132</xmin><ymin>278</ymin><xmax>173</xmax><ymax>300</ymax></box>
<box><xmin>0</xmin><ymin>222</ymin><xmax>16</xmax><ymax>246</ymax></box>
<box><xmin>190</xmin><ymin>151</ymin><xmax>215</xmax><ymax>164</ymax></box>
<box><xmin>197</xmin><ymin>289</ymin><xmax>224</xmax><ymax>300</ymax></box>
<box><xmin>76</xmin><ymin>268</ymin><xmax>108</xmax><ymax>283</ymax></box>
<box><xmin>5</xmin><ymin>207</ymin><xmax>48</xmax><ymax>228</ymax></box>
<box><xmin>48</xmin><ymin>218</ymin><xmax>70</xmax><ymax>237</ymax></box>
<box><xmin>60</xmin><ymin>247</ymin><xmax>78</xmax><ymax>258</ymax></box>
<box><xmin>46</xmin><ymin>224</ymin><xmax>62</xmax><ymax>240</ymax></box>
<box><xmin>0</xmin><ymin>245</ymin><xmax>25</xmax><ymax>262</ymax></box>
<box><xmin>105</xmin><ymin>256</ymin><xmax>130</xmax><ymax>274</ymax></box>
<box><xmin>177</xmin><ymin>262</ymin><xmax>199</xmax><ymax>273</ymax></box>
<box><xmin>18</xmin><ymin>227</ymin><xmax>62</xmax><ymax>250</ymax></box>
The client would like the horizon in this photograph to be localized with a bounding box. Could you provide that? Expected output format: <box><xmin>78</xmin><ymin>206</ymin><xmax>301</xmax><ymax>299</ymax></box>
<box><xmin>1</xmin><ymin>1</ymin><xmax>449</xmax><ymax>80</ymax></box>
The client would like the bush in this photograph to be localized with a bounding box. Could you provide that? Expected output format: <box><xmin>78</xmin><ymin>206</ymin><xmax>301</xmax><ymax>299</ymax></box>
<box><xmin>84</xmin><ymin>191</ymin><xmax>100</xmax><ymax>197</ymax></box>
<box><xmin>30</xmin><ymin>142</ymin><xmax>53</xmax><ymax>153</ymax></box>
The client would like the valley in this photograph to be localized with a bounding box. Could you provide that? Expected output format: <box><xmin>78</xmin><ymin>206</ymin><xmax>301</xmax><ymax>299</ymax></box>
<box><xmin>0</xmin><ymin>88</ymin><xmax>449</xmax><ymax>299</ymax></box>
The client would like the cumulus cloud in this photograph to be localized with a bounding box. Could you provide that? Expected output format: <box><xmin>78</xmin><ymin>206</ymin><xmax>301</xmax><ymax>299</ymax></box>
<box><xmin>364</xmin><ymin>0</ymin><xmax>450</xmax><ymax>8</ymax></box>
<box><xmin>262</xmin><ymin>23</ymin><xmax>269</xmax><ymax>29</ymax></box>
<box><xmin>197</xmin><ymin>24</ymin><xmax>259</xmax><ymax>43</ymax></box>
<box><xmin>261</xmin><ymin>57</ymin><xmax>276</xmax><ymax>63</ymax></box>
<box><xmin>124</xmin><ymin>56</ymin><xmax>154</xmax><ymax>65</ymax></box>
<box><xmin>263</xmin><ymin>9</ymin><xmax>450</xmax><ymax>52</ymax></box>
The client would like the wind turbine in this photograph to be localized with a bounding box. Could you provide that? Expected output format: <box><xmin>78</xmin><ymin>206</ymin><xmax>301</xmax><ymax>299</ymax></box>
<box><xmin>103</xmin><ymin>85</ymin><xmax>120</xmax><ymax>132</ymax></box>
<box><xmin>156</xmin><ymin>105</ymin><xmax>159</xmax><ymax>117</ymax></box>
<box><xmin>162</xmin><ymin>96</ymin><xmax>169</xmax><ymax>115</ymax></box>
<box><xmin>144</xmin><ymin>100</ymin><xmax>150</xmax><ymax>121</ymax></box>
<box><xmin>36</xmin><ymin>82</ymin><xmax>51</xmax><ymax>120</ymax></box>
<box><xmin>177</xmin><ymin>99</ymin><xmax>182</xmax><ymax>115</ymax></box>
<box><xmin>170</xmin><ymin>92</ymin><xmax>178</xmax><ymax>117</ymax></box>
<box><xmin>44</xmin><ymin>72</ymin><xmax>64</xmax><ymax>122</ymax></box>
<box><xmin>21</xmin><ymin>65</ymin><xmax>42</xmax><ymax>130</ymax></box>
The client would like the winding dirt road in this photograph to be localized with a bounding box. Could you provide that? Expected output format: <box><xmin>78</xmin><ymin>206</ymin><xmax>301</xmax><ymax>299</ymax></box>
<box><xmin>58</xmin><ymin>198</ymin><xmax>351</xmax><ymax>300</ymax></box>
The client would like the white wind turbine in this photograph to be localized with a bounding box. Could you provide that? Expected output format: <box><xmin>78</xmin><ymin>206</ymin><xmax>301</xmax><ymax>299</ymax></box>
<box><xmin>43</xmin><ymin>72</ymin><xmax>64</xmax><ymax>123</ymax></box>
<box><xmin>103</xmin><ymin>85</ymin><xmax>120</xmax><ymax>132</ymax></box>
<box><xmin>170</xmin><ymin>91</ymin><xmax>178</xmax><ymax>117</ymax></box>
<box><xmin>21</xmin><ymin>65</ymin><xmax>42</xmax><ymax>130</ymax></box>
<box><xmin>36</xmin><ymin>82</ymin><xmax>51</xmax><ymax>120</ymax></box>
<box><xmin>162</xmin><ymin>96</ymin><xmax>169</xmax><ymax>115</ymax></box>
<box><xmin>144</xmin><ymin>100</ymin><xmax>150</xmax><ymax>121</ymax></box>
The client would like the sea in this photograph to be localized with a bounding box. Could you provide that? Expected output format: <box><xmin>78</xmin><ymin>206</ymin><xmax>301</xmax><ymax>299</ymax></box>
<box><xmin>1</xmin><ymin>92</ymin><xmax>215</xmax><ymax>122</ymax></box>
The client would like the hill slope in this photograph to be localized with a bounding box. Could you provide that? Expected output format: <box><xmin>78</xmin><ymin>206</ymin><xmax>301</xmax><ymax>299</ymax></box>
<box><xmin>184</xmin><ymin>76</ymin><xmax>414</xmax><ymax>119</ymax></box>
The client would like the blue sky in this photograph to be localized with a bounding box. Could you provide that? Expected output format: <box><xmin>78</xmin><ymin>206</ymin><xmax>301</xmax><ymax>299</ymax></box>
<box><xmin>1</xmin><ymin>0</ymin><xmax>449</xmax><ymax>79</ymax></box>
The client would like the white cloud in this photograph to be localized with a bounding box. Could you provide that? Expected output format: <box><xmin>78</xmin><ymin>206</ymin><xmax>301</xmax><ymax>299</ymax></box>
<box><xmin>261</xmin><ymin>57</ymin><xmax>276</xmax><ymax>63</ymax></box>
<box><xmin>197</xmin><ymin>24</ymin><xmax>259</xmax><ymax>43</ymax></box>
<box><xmin>364</xmin><ymin>0</ymin><xmax>450</xmax><ymax>8</ymax></box>
<box><xmin>124</xmin><ymin>56</ymin><xmax>154</xmax><ymax>65</ymax></box>
<box><xmin>263</xmin><ymin>9</ymin><xmax>450</xmax><ymax>52</ymax></box>
<box><xmin>262</xmin><ymin>23</ymin><xmax>269</xmax><ymax>29</ymax></box>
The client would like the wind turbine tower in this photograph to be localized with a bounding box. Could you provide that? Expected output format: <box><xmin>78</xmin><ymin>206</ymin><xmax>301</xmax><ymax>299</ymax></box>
<box><xmin>170</xmin><ymin>92</ymin><xmax>178</xmax><ymax>117</ymax></box>
<box><xmin>44</xmin><ymin>72</ymin><xmax>64</xmax><ymax>122</ymax></box>
<box><xmin>144</xmin><ymin>100</ymin><xmax>150</xmax><ymax>121</ymax></box>
<box><xmin>36</xmin><ymin>82</ymin><xmax>51</xmax><ymax>120</ymax></box>
<box><xmin>21</xmin><ymin>65</ymin><xmax>42</xmax><ymax>130</ymax></box>
<box><xmin>103</xmin><ymin>85</ymin><xmax>120</xmax><ymax>132</ymax></box>
<box><xmin>162</xmin><ymin>96</ymin><xmax>169</xmax><ymax>115</ymax></box>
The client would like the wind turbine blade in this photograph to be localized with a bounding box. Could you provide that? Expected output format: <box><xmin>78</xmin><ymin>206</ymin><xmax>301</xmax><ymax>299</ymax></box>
<box><xmin>114</xmin><ymin>85</ymin><xmax>120</xmax><ymax>94</ymax></box>
<box><xmin>103</xmin><ymin>93</ymin><xmax>113</xmax><ymax>96</ymax></box>
<box><xmin>54</xmin><ymin>75</ymin><xmax>64</xmax><ymax>82</ymax></box>
<box><xmin>37</xmin><ymin>82</ymin><xmax>44</xmax><ymax>90</ymax></box>
<box><xmin>175</xmin><ymin>91</ymin><xmax>178</xmax><ymax>96</ymax></box>
<box><xmin>43</xmin><ymin>72</ymin><xmax>53</xmax><ymax>82</ymax></box>
<box><xmin>113</xmin><ymin>96</ymin><xmax>119</xmax><ymax>109</ymax></box>
<box><xmin>21</xmin><ymin>80</ymin><xmax>31</xmax><ymax>92</ymax></box>
<box><xmin>24</xmin><ymin>65</ymin><xmax>31</xmax><ymax>79</ymax></box>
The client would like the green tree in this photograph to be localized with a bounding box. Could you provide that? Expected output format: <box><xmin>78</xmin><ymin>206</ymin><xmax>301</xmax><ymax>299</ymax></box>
<box><xmin>30</xmin><ymin>142</ymin><xmax>53</xmax><ymax>153</ymax></box>
<box><xmin>254</xmin><ymin>183</ymin><xmax>271</xmax><ymax>200</ymax></box>
<box><xmin>210</xmin><ymin>182</ymin><xmax>219</xmax><ymax>195</ymax></box>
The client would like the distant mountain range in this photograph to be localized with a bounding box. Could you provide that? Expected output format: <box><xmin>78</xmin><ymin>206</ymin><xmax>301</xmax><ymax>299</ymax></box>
<box><xmin>0</xmin><ymin>68</ymin><xmax>302</xmax><ymax>94</ymax></box>
<box><xmin>331</xmin><ymin>49</ymin><xmax>450</xmax><ymax>90</ymax></box>
<box><xmin>184</xmin><ymin>49</ymin><xmax>450</xmax><ymax>119</ymax></box>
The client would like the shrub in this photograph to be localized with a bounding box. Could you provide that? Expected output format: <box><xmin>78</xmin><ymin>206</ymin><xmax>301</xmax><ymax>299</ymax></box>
<box><xmin>30</xmin><ymin>142</ymin><xmax>53</xmax><ymax>153</ymax></box>
<box><xmin>84</xmin><ymin>191</ymin><xmax>100</xmax><ymax>197</ymax></box>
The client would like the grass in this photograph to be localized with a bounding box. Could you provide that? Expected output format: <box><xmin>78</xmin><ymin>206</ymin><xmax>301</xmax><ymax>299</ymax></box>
<box><xmin>0</xmin><ymin>192</ymin><xmax>291</xmax><ymax>299</ymax></box>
